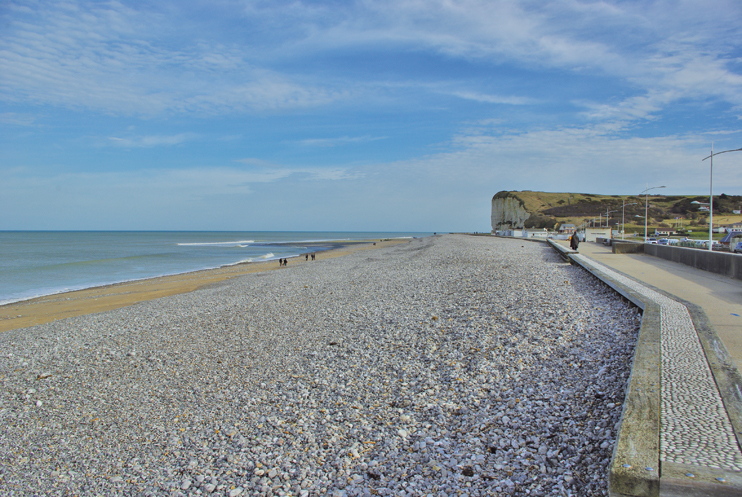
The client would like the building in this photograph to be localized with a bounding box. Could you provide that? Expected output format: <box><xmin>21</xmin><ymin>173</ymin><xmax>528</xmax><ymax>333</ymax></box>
<box><xmin>558</xmin><ymin>223</ymin><xmax>576</xmax><ymax>234</ymax></box>
<box><xmin>720</xmin><ymin>231</ymin><xmax>742</xmax><ymax>247</ymax></box>
<box><xmin>584</xmin><ymin>227</ymin><xmax>611</xmax><ymax>242</ymax></box>
<box><xmin>522</xmin><ymin>229</ymin><xmax>549</xmax><ymax>239</ymax></box>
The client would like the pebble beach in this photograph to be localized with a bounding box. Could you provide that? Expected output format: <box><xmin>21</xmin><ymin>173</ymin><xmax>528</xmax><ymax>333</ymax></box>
<box><xmin>0</xmin><ymin>234</ymin><xmax>640</xmax><ymax>496</ymax></box>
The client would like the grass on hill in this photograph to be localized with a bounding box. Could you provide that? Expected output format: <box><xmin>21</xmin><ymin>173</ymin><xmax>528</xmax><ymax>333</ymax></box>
<box><xmin>499</xmin><ymin>190</ymin><xmax>742</xmax><ymax>236</ymax></box>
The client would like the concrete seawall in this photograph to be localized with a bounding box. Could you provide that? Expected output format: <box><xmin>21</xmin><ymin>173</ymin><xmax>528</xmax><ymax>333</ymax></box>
<box><xmin>583</xmin><ymin>238</ymin><xmax>742</xmax><ymax>280</ymax></box>
<box><xmin>643</xmin><ymin>244</ymin><xmax>742</xmax><ymax>280</ymax></box>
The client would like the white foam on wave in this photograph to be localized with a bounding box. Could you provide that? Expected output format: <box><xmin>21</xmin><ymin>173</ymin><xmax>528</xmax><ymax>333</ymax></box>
<box><xmin>223</xmin><ymin>253</ymin><xmax>276</xmax><ymax>266</ymax></box>
<box><xmin>177</xmin><ymin>240</ymin><xmax>254</xmax><ymax>247</ymax></box>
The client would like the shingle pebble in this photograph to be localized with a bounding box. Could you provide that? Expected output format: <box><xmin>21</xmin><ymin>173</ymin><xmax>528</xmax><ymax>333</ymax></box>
<box><xmin>0</xmin><ymin>235</ymin><xmax>638</xmax><ymax>495</ymax></box>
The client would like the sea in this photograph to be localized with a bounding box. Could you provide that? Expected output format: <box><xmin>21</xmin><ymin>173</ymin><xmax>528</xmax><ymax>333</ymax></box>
<box><xmin>0</xmin><ymin>231</ymin><xmax>432</xmax><ymax>306</ymax></box>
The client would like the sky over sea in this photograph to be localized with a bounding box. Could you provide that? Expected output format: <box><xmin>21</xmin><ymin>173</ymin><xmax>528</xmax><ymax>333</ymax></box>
<box><xmin>2</xmin><ymin>0</ymin><xmax>742</xmax><ymax>232</ymax></box>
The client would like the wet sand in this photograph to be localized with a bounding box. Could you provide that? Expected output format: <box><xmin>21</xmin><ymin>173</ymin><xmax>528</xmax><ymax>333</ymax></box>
<box><xmin>0</xmin><ymin>238</ymin><xmax>407</xmax><ymax>333</ymax></box>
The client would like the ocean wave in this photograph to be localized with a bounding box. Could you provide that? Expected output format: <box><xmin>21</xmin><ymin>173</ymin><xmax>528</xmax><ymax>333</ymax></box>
<box><xmin>223</xmin><ymin>253</ymin><xmax>276</xmax><ymax>266</ymax></box>
<box><xmin>177</xmin><ymin>240</ymin><xmax>254</xmax><ymax>247</ymax></box>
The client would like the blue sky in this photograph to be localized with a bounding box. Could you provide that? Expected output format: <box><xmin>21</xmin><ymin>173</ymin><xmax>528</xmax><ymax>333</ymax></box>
<box><xmin>2</xmin><ymin>0</ymin><xmax>742</xmax><ymax>231</ymax></box>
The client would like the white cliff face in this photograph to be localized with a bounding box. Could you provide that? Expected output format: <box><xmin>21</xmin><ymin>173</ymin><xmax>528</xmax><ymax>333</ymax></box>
<box><xmin>491</xmin><ymin>196</ymin><xmax>531</xmax><ymax>231</ymax></box>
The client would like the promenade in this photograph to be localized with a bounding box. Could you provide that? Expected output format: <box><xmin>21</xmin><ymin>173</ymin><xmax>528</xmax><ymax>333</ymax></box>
<box><xmin>574</xmin><ymin>241</ymin><xmax>742</xmax><ymax>370</ymax></box>
<box><xmin>557</xmin><ymin>239</ymin><xmax>742</xmax><ymax>496</ymax></box>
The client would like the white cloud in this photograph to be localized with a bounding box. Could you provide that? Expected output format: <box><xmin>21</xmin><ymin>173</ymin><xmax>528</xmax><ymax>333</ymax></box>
<box><xmin>107</xmin><ymin>133</ymin><xmax>197</xmax><ymax>147</ymax></box>
<box><xmin>450</xmin><ymin>91</ymin><xmax>534</xmax><ymax>105</ymax></box>
<box><xmin>267</xmin><ymin>0</ymin><xmax>742</xmax><ymax>123</ymax></box>
<box><xmin>5</xmin><ymin>118</ymin><xmax>738</xmax><ymax>231</ymax></box>
<box><xmin>234</xmin><ymin>157</ymin><xmax>279</xmax><ymax>167</ymax></box>
<box><xmin>0</xmin><ymin>2</ymin><xmax>344</xmax><ymax>115</ymax></box>
<box><xmin>2</xmin><ymin>0</ymin><xmax>741</xmax><ymax>125</ymax></box>
<box><xmin>297</xmin><ymin>135</ymin><xmax>387</xmax><ymax>147</ymax></box>
<box><xmin>0</xmin><ymin>112</ymin><xmax>35</xmax><ymax>125</ymax></box>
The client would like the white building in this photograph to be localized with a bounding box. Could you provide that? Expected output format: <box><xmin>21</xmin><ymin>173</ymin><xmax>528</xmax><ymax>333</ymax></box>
<box><xmin>584</xmin><ymin>227</ymin><xmax>611</xmax><ymax>242</ymax></box>
<box><xmin>522</xmin><ymin>229</ymin><xmax>549</xmax><ymax>239</ymax></box>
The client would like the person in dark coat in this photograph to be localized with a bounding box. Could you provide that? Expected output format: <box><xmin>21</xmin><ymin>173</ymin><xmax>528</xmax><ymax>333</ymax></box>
<box><xmin>570</xmin><ymin>231</ymin><xmax>580</xmax><ymax>250</ymax></box>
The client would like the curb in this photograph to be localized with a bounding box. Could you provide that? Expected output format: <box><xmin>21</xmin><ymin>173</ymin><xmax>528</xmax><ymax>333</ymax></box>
<box><xmin>546</xmin><ymin>239</ymin><xmax>578</xmax><ymax>262</ymax></box>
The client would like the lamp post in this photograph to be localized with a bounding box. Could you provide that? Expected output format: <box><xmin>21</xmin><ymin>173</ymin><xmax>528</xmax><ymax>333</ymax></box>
<box><xmin>639</xmin><ymin>184</ymin><xmax>666</xmax><ymax>243</ymax></box>
<box><xmin>622</xmin><ymin>201</ymin><xmax>638</xmax><ymax>240</ymax></box>
<box><xmin>604</xmin><ymin>209</ymin><xmax>618</xmax><ymax>238</ymax></box>
<box><xmin>691</xmin><ymin>200</ymin><xmax>711</xmax><ymax>248</ymax></box>
<box><xmin>702</xmin><ymin>145</ymin><xmax>742</xmax><ymax>252</ymax></box>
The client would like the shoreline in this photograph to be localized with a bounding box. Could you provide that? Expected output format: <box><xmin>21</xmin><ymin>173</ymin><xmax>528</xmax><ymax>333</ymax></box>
<box><xmin>0</xmin><ymin>238</ymin><xmax>408</xmax><ymax>333</ymax></box>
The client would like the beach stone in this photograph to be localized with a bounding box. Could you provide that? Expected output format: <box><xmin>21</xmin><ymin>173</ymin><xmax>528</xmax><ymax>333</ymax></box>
<box><xmin>0</xmin><ymin>235</ymin><xmax>639</xmax><ymax>496</ymax></box>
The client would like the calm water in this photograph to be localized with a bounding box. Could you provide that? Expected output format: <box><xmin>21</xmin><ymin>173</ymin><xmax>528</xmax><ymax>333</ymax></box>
<box><xmin>0</xmin><ymin>231</ymin><xmax>431</xmax><ymax>305</ymax></box>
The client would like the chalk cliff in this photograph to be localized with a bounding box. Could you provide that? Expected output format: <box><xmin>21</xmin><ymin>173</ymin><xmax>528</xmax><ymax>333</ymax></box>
<box><xmin>491</xmin><ymin>192</ymin><xmax>531</xmax><ymax>231</ymax></box>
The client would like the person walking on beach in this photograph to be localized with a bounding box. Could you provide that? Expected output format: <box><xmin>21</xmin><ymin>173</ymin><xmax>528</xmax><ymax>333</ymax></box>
<box><xmin>570</xmin><ymin>231</ymin><xmax>580</xmax><ymax>251</ymax></box>
<box><xmin>305</xmin><ymin>254</ymin><xmax>309</xmax><ymax>261</ymax></box>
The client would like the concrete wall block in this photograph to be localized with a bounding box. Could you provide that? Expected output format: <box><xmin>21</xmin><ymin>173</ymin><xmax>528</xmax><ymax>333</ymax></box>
<box><xmin>644</xmin><ymin>244</ymin><xmax>742</xmax><ymax>280</ymax></box>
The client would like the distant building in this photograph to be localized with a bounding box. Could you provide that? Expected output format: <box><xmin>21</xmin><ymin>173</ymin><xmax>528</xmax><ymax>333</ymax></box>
<box><xmin>585</xmin><ymin>227</ymin><xmax>611</xmax><ymax>242</ymax></box>
<box><xmin>558</xmin><ymin>223</ymin><xmax>576</xmax><ymax>234</ymax></box>
<box><xmin>654</xmin><ymin>229</ymin><xmax>676</xmax><ymax>236</ymax></box>
<box><xmin>720</xmin><ymin>231</ymin><xmax>742</xmax><ymax>246</ymax></box>
<box><xmin>522</xmin><ymin>229</ymin><xmax>549</xmax><ymax>239</ymax></box>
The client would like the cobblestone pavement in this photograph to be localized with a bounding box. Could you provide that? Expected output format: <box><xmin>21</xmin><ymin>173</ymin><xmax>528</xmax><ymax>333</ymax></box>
<box><xmin>573</xmin><ymin>254</ymin><xmax>742</xmax><ymax>471</ymax></box>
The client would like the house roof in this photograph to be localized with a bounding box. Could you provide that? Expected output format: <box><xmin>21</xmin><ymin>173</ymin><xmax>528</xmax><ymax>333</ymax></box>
<box><xmin>720</xmin><ymin>231</ymin><xmax>742</xmax><ymax>243</ymax></box>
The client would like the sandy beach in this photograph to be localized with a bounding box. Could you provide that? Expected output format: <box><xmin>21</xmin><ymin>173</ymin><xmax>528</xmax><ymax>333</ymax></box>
<box><xmin>0</xmin><ymin>235</ymin><xmax>638</xmax><ymax>496</ymax></box>
<box><xmin>0</xmin><ymin>239</ymin><xmax>406</xmax><ymax>334</ymax></box>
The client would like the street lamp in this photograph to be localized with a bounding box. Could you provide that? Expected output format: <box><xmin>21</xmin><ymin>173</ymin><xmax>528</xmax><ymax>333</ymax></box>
<box><xmin>603</xmin><ymin>208</ymin><xmax>619</xmax><ymax>240</ymax></box>
<box><xmin>622</xmin><ymin>201</ymin><xmax>638</xmax><ymax>240</ymax></box>
<box><xmin>691</xmin><ymin>200</ymin><xmax>711</xmax><ymax>248</ymax></box>
<box><xmin>702</xmin><ymin>145</ymin><xmax>742</xmax><ymax>252</ymax></box>
<box><xmin>639</xmin><ymin>184</ymin><xmax>666</xmax><ymax>243</ymax></box>
<box><xmin>605</xmin><ymin>208</ymin><xmax>618</xmax><ymax>227</ymax></box>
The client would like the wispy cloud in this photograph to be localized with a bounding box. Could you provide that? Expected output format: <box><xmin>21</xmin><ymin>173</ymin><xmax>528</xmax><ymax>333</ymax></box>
<box><xmin>107</xmin><ymin>133</ymin><xmax>197</xmax><ymax>148</ymax></box>
<box><xmin>2</xmin><ymin>0</ymin><xmax>741</xmax><ymax>125</ymax></box>
<box><xmin>0</xmin><ymin>112</ymin><xmax>35</xmax><ymax>126</ymax></box>
<box><xmin>450</xmin><ymin>91</ymin><xmax>534</xmax><ymax>105</ymax></box>
<box><xmin>297</xmin><ymin>135</ymin><xmax>387</xmax><ymax>147</ymax></box>
<box><xmin>234</xmin><ymin>158</ymin><xmax>280</xmax><ymax>167</ymax></box>
<box><xmin>0</xmin><ymin>2</ymin><xmax>344</xmax><ymax>115</ymax></box>
<box><xmin>2</xmin><ymin>1</ymin><xmax>742</xmax><ymax>231</ymax></box>
<box><xmin>2</xmin><ymin>120</ymin><xmax>738</xmax><ymax>231</ymax></box>
<box><xmin>260</xmin><ymin>0</ymin><xmax>742</xmax><ymax>123</ymax></box>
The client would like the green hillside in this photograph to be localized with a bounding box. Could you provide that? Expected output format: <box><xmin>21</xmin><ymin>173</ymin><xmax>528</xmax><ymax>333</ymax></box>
<box><xmin>496</xmin><ymin>190</ymin><xmax>742</xmax><ymax>235</ymax></box>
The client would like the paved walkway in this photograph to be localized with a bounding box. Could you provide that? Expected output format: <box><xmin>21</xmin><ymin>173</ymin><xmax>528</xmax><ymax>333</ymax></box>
<box><xmin>572</xmin><ymin>253</ymin><xmax>742</xmax><ymax>467</ymax></box>
<box><xmin>554</xmin><ymin>240</ymin><xmax>742</xmax><ymax>494</ymax></box>
<box><xmin>569</xmin><ymin>241</ymin><xmax>742</xmax><ymax>371</ymax></box>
